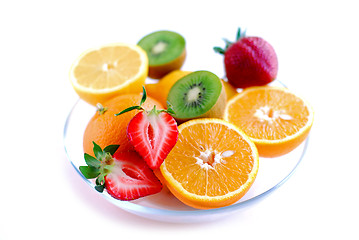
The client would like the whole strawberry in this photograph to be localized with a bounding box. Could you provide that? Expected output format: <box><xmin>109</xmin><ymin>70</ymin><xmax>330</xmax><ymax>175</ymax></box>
<box><xmin>214</xmin><ymin>28</ymin><xmax>278</xmax><ymax>88</ymax></box>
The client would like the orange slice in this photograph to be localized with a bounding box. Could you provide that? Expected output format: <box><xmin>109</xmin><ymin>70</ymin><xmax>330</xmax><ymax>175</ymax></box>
<box><xmin>224</xmin><ymin>86</ymin><xmax>314</xmax><ymax>157</ymax></box>
<box><xmin>160</xmin><ymin>118</ymin><xmax>259</xmax><ymax>209</ymax></box>
<box><xmin>70</xmin><ymin>43</ymin><xmax>148</xmax><ymax>106</ymax></box>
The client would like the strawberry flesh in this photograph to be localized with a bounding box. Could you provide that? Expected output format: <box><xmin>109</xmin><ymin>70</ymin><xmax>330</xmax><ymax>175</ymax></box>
<box><xmin>105</xmin><ymin>150</ymin><xmax>162</xmax><ymax>200</ymax></box>
<box><xmin>127</xmin><ymin>110</ymin><xmax>178</xmax><ymax>169</ymax></box>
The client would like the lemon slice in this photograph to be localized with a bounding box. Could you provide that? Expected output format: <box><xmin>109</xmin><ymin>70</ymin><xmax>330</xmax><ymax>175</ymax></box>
<box><xmin>70</xmin><ymin>43</ymin><xmax>148</xmax><ymax>105</ymax></box>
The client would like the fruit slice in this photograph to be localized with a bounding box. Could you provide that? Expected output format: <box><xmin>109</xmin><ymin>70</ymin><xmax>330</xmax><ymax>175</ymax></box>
<box><xmin>79</xmin><ymin>142</ymin><xmax>162</xmax><ymax>200</ymax></box>
<box><xmin>70</xmin><ymin>43</ymin><xmax>148</xmax><ymax>106</ymax></box>
<box><xmin>224</xmin><ymin>86</ymin><xmax>314</xmax><ymax>157</ymax></box>
<box><xmin>138</xmin><ymin>30</ymin><xmax>186</xmax><ymax>79</ymax></box>
<box><xmin>146</xmin><ymin>70</ymin><xmax>237</xmax><ymax>106</ymax></box>
<box><xmin>116</xmin><ymin>87</ymin><xmax>178</xmax><ymax>169</ymax></box>
<box><xmin>167</xmin><ymin>71</ymin><xmax>226</xmax><ymax>122</ymax></box>
<box><xmin>160</xmin><ymin>118</ymin><xmax>259</xmax><ymax>209</ymax></box>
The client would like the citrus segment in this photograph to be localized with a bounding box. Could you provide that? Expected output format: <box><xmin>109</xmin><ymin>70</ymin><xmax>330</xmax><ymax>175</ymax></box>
<box><xmin>160</xmin><ymin>118</ymin><xmax>259</xmax><ymax>209</ymax></box>
<box><xmin>224</xmin><ymin>86</ymin><xmax>314</xmax><ymax>157</ymax></box>
<box><xmin>70</xmin><ymin>43</ymin><xmax>148</xmax><ymax>106</ymax></box>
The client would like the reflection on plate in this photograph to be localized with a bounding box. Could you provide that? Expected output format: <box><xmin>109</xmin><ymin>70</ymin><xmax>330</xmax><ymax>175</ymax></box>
<box><xmin>63</xmin><ymin>80</ymin><xmax>309</xmax><ymax>223</ymax></box>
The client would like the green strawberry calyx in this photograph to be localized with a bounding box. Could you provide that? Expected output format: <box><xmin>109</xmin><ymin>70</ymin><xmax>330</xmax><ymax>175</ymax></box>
<box><xmin>213</xmin><ymin>27</ymin><xmax>246</xmax><ymax>55</ymax></box>
<box><xmin>115</xmin><ymin>86</ymin><xmax>175</xmax><ymax>117</ymax></box>
<box><xmin>79</xmin><ymin>141</ymin><xmax>120</xmax><ymax>193</ymax></box>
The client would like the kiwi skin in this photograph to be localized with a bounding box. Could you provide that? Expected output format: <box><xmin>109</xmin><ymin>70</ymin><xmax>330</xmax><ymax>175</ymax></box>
<box><xmin>172</xmin><ymin>80</ymin><xmax>227</xmax><ymax>123</ymax></box>
<box><xmin>148</xmin><ymin>48</ymin><xmax>186</xmax><ymax>79</ymax></box>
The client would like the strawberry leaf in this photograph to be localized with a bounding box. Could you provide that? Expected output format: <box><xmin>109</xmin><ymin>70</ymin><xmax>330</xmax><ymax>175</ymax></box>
<box><xmin>79</xmin><ymin>166</ymin><xmax>100</xmax><ymax>179</ymax></box>
<box><xmin>140</xmin><ymin>86</ymin><xmax>147</xmax><ymax>106</ymax></box>
<box><xmin>213</xmin><ymin>46</ymin><xmax>225</xmax><ymax>54</ymax></box>
<box><xmin>115</xmin><ymin>105</ymin><xmax>142</xmax><ymax>116</ymax></box>
<box><xmin>96</xmin><ymin>173</ymin><xmax>105</xmax><ymax>185</ymax></box>
<box><xmin>95</xmin><ymin>173</ymin><xmax>106</xmax><ymax>192</ymax></box>
<box><xmin>165</xmin><ymin>101</ymin><xmax>176</xmax><ymax>115</ymax></box>
<box><xmin>103</xmin><ymin>144</ymin><xmax>120</xmax><ymax>155</ymax></box>
<box><xmin>223</xmin><ymin>38</ymin><xmax>233</xmax><ymax>50</ymax></box>
<box><xmin>95</xmin><ymin>184</ymin><xmax>105</xmax><ymax>193</ymax></box>
<box><xmin>115</xmin><ymin>86</ymin><xmax>148</xmax><ymax>116</ymax></box>
<box><xmin>92</xmin><ymin>141</ymin><xmax>104</xmax><ymax>160</ymax></box>
<box><xmin>236</xmin><ymin>27</ymin><xmax>246</xmax><ymax>41</ymax></box>
<box><xmin>236</xmin><ymin>27</ymin><xmax>242</xmax><ymax>41</ymax></box>
<box><xmin>84</xmin><ymin>153</ymin><xmax>101</xmax><ymax>168</ymax></box>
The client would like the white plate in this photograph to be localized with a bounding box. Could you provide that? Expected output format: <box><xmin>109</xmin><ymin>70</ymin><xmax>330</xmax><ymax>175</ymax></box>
<box><xmin>63</xmin><ymin>81</ymin><xmax>309</xmax><ymax>223</ymax></box>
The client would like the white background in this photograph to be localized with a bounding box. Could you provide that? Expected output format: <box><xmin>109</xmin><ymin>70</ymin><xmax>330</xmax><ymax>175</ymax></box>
<box><xmin>1</xmin><ymin>0</ymin><xmax>358</xmax><ymax>239</ymax></box>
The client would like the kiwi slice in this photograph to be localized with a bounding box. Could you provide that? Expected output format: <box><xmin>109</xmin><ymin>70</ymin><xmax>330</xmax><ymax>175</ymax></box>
<box><xmin>167</xmin><ymin>71</ymin><xmax>226</xmax><ymax>122</ymax></box>
<box><xmin>138</xmin><ymin>30</ymin><xmax>186</xmax><ymax>79</ymax></box>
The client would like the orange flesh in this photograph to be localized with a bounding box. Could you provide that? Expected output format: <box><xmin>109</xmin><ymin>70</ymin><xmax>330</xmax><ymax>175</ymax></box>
<box><xmin>164</xmin><ymin>121</ymin><xmax>256</xmax><ymax>197</ymax></box>
<box><xmin>226</xmin><ymin>88</ymin><xmax>310</xmax><ymax>141</ymax></box>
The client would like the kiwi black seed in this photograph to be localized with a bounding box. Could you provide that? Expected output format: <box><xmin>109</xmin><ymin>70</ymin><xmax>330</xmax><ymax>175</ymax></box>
<box><xmin>167</xmin><ymin>70</ymin><xmax>226</xmax><ymax>122</ymax></box>
<box><xmin>138</xmin><ymin>30</ymin><xmax>186</xmax><ymax>79</ymax></box>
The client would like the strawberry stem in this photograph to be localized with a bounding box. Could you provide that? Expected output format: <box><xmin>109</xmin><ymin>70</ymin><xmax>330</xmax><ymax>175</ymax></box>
<box><xmin>146</xmin><ymin>103</ymin><xmax>176</xmax><ymax>117</ymax></box>
<box><xmin>148</xmin><ymin>105</ymin><xmax>157</xmax><ymax>115</ymax></box>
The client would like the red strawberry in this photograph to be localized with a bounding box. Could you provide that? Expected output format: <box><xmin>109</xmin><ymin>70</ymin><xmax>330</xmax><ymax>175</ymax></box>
<box><xmin>214</xmin><ymin>28</ymin><xmax>278</xmax><ymax>88</ymax></box>
<box><xmin>116</xmin><ymin>87</ymin><xmax>178</xmax><ymax>169</ymax></box>
<box><xmin>105</xmin><ymin>150</ymin><xmax>162</xmax><ymax>200</ymax></box>
<box><xmin>126</xmin><ymin>109</ymin><xmax>178</xmax><ymax>169</ymax></box>
<box><xmin>79</xmin><ymin>142</ymin><xmax>162</xmax><ymax>200</ymax></box>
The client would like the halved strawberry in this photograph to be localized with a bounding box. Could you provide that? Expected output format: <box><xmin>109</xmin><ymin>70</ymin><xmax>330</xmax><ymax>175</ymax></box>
<box><xmin>79</xmin><ymin>142</ymin><xmax>162</xmax><ymax>200</ymax></box>
<box><xmin>116</xmin><ymin>87</ymin><xmax>179</xmax><ymax>169</ymax></box>
<box><xmin>127</xmin><ymin>107</ymin><xmax>178</xmax><ymax>169</ymax></box>
<box><xmin>105</xmin><ymin>150</ymin><xmax>162</xmax><ymax>200</ymax></box>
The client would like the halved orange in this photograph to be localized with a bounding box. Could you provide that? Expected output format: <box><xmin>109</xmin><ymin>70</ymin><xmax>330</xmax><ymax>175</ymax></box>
<box><xmin>160</xmin><ymin>118</ymin><xmax>259</xmax><ymax>209</ymax></box>
<box><xmin>224</xmin><ymin>86</ymin><xmax>314</xmax><ymax>157</ymax></box>
<box><xmin>69</xmin><ymin>43</ymin><xmax>148</xmax><ymax>106</ymax></box>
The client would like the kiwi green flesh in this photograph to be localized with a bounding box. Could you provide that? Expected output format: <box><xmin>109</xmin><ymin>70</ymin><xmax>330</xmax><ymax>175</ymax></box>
<box><xmin>138</xmin><ymin>30</ymin><xmax>185</xmax><ymax>66</ymax></box>
<box><xmin>167</xmin><ymin>71</ymin><xmax>222</xmax><ymax>119</ymax></box>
